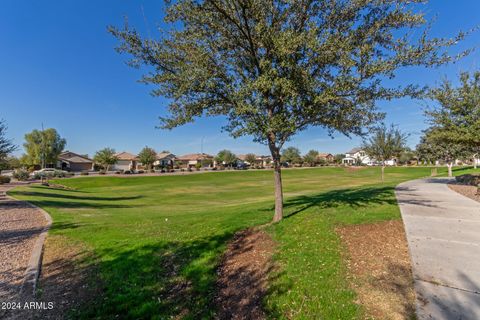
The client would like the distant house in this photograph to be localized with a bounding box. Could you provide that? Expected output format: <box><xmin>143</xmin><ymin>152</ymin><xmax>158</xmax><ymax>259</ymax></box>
<box><xmin>317</xmin><ymin>153</ymin><xmax>334</xmax><ymax>163</ymax></box>
<box><xmin>58</xmin><ymin>151</ymin><xmax>93</xmax><ymax>172</ymax></box>
<box><xmin>154</xmin><ymin>152</ymin><xmax>176</xmax><ymax>168</ymax></box>
<box><xmin>342</xmin><ymin>148</ymin><xmax>397</xmax><ymax>166</ymax></box>
<box><xmin>342</xmin><ymin>148</ymin><xmax>373</xmax><ymax>165</ymax></box>
<box><xmin>237</xmin><ymin>154</ymin><xmax>272</xmax><ymax>167</ymax></box>
<box><xmin>112</xmin><ymin>152</ymin><xmax>139</xmax><ymax>171</ymax></box>
<box><xmin>176</xmin><ymin>153</ymin><xmax>215</xmax><ymax>168</ymax></box>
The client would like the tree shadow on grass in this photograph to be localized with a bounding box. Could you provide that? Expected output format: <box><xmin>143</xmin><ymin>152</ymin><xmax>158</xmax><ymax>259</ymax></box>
<box><xmin>10</xmin><ymin>190</ymin><xmax>142</xmax><ymax>202</ymax></box>
<box><xmin>30</xmin><ymin>231</ymin><xmax>253</xmax><ymax>319</ymax></box>
<box><xmin>280</xmin><ymin>185</ymin><xmax>397</xmax><ymax>219</ymax></box>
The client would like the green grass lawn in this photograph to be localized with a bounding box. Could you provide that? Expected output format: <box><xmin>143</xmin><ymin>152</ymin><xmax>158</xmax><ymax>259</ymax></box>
<box><xmin>9</xmin><ymin>166</ymin><xmax>460</xmax><ymax>319</ymax></box>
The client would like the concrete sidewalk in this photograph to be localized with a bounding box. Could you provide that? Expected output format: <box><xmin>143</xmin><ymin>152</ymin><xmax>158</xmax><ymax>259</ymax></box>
<box><xmin>396</xmin><ymin>178</ymin><xmax>480</xmax><ymax>320</ymax></box>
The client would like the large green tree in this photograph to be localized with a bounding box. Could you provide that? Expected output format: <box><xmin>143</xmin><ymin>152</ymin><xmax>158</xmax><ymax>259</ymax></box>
<box><xmin>244</xmin><ymin>153</ymin><xmax>257</xmax><ymax>166</ymax></box>
<box><xmin>23</xmin><ymin>128</ymin><xmax>66</xmax><ymax>168</ymax></box>
<box><xmin>303</xmin><ymin>150</ymin><xmax>319</xmax><ymax>167</ymax></box>
<box><xmin>110</xmin><ymin>0</ymin><xmax>466</xmax><ymax>222</ymax></box>
<box><xmin>362</xmin><ymin>125</ymin><xmax>407</xmax><ymax>181</ymax></box>
<box><xmin>416</xmin><ymin>129</ymin><xmax>467</xmax><ymax>177</ymax></box>
<box><xmin>138</xmin><ymin>146</ymin><xmax>157</xmax><ymax>170</ymax></box>
<box><xmin>281</xmin><ymin>147</ymin><xmax>302</xmax><ymax>165</ymax></box>
<box><xmin>426</xmin><ymin>72</ymin><xmax>480</xmax><ymax>168</ymax></box>
<box><xmin>215</xmin><ymin>149</ymin><xmax>237</xmax><ymax>167</ymax></box>
<box><xmin>0</xmin><ymin>120</ymin><xmax>17</xmax><ymax>174</ymax></box>
<box><xmin>94</xmin><ymin>148</ymin><xmax>119</xmax><ymax>172</ymax></box>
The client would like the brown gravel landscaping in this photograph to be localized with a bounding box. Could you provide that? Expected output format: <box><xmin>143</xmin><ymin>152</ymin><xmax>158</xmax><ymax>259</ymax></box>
<box><xmin>336</xmin><ymin>220</ymin><xmax>416</xmax><ymax>320</ymax></box>
<box><xmin>0</xmin><ymin>186</ymin><xmax>48</xmax><ymax>302</ymax></box>
<box><xmin>448</xmin><ymin>183</ymin><xmax>480</xmax><ymax>203</ymax></box>
<box><xmin>0</xmin><ymin>184</ymin><xmax>49</xmax><ymax>320</ymax></box>
<box><xmin>215</xmin><ymin>228</ymin><xmax>275</xmax><ymax>320</ymax></box>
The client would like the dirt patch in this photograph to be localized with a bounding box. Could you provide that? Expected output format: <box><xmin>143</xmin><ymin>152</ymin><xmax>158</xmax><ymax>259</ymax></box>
<box><xmin>448</xmin><ymin>183</ymin><xmax>480</xmax><ymax>203</ymax></box>
<box><xmin>31</xmin><ymin>235</ymin><xmax>98</xmax><ymax>319</ymax></box>
<box><xmin>337</xmin><ymin>220</ymin><xmax>416</xmax><ymax>320</ymax></box>
<box><xmin>215</xmin><ymin>228</ymin><xmax>275</xmax><ymax>320</ymax></box>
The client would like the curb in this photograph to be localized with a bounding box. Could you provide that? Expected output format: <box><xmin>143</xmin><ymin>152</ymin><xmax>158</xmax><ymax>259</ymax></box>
<box><xmin>4</xmin><ymin>192</ymin><xmax>53</xmax><ymax>299</ymax></box>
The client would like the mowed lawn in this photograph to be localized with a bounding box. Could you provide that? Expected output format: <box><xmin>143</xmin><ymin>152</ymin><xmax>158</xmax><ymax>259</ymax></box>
<box><xmin>9</xmin><ymin>167</ymin><xmax>446</xmax><ymax>319</ymax></box>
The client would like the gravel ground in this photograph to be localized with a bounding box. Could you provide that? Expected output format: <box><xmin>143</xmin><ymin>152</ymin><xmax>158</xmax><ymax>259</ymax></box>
<box><xmin>0</xmin><ymin>184</ymin><xmax>48</xmax><ymax>302</ymax></box>
<box><xmin>448</xmin><ymin>183</ymin><xmax>480</xmax><ymax>203</ymax></box>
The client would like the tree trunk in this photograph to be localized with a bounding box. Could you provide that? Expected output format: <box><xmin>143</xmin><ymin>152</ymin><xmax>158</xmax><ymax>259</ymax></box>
<box><xmin>473</xmin><ymin>154</ymin><xmax>477</xmax><ymax>169</ymax></box>
<box><xmin>269</xmin><ymin>143</ymin><xmax>283</xmax><ymax>223</ymax></box>
<box><xmin>381</xmin><ymin>165</ymin><xmax>385</xmax><ymax>182</ymax></box>
<box><xmin>447</xmin><ymin>162</ymin><xmax>453</xmax><ymax>177</ymax></box>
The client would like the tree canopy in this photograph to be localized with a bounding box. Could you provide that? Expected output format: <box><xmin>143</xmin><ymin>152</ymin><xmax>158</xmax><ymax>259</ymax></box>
<box><xmin>244</xmin><ymin>153</ymin><xmax>257</xmax><ymax>165</ymax></box>
<box><xmin>138</xmin><ymin>146</ymin><xmax>157</xmax><ymax>170</ymax></box>
<box><xmin>363</xmin><ymin>125</ymin><xmax>407</xmax><ymax>180</ymax></box>
<box><xmin>426</xmin><ymin>72</ymin><xmax>480</xmax><ymax>160</ymax></box>
<box><xmin>303</xmin><ymin>150</ymin><xmax>319</xmax><ymax>167</ymax></box>
<box><xmin>215</xmin><ymin>149</ymin><xmax>237</xmax><ymax>166</ymax></box>
<box><xmin>0</xmin><ymin>120</ymin><xmax>17</xmax><ymax>170</ymax></box>
<box><xmin>281</xmin><ymin>147</ymin><xmax>302</xmax><ymax>165</ymax></box>
<box><xmin>94</xmin><ymin>148</ymin><xmax>119</xmax><ymax>172</ymax></box>
<box><xmin>23</xmin><ymin>128</ymin><xmax>66</xmax><ymax>168</ymax></box>
<box><xmin>416</xmin><ymin>128</ymin><xmax>468</xmax><ymax>176</ymax></box>
<box><xmin>110</xmin><ymin>0</ymin><xmax>466</xmax><ymax>221</ymax></box>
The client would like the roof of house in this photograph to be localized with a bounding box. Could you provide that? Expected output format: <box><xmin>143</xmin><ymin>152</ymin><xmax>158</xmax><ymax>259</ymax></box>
<box><xmin>177</xmin><ymin>153</ymin><xmax>214</xmax><ymax>161</ymax></box>
<box><xmin>317</xmin><ymin>153</ymin><xmax>333</xmax><ymax>158</ymax></box>
<box><xmin>59</xmin><ymin>151</ymin><xmax>93</xmax><ymax>163</ymax></box>
<box><xmin>346</xmin><ymin>147</ymin><xmax>363</xmax><ymax>154</ymax></box>
<box><xmin>115</xmin><ymin>152</ymin><xmax>138</xmax><ymax>161</ymax></box>
<box><xmin>156</xmin><ymin>152</ymin><xmax>176</xmax><ymax>160</ymax></box>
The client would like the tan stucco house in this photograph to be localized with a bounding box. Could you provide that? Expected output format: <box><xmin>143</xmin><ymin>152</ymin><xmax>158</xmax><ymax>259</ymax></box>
<box><xmin>58</xmin><ymin>151</ymin><xmax>94</xmax><ymax>172</ymax></box>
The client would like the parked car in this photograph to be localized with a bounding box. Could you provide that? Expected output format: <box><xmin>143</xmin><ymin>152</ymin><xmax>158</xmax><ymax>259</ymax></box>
<box><xmin>33</xmin><ymin>168</ymin><xmax>57</xmax><ymax>175</ymax></box>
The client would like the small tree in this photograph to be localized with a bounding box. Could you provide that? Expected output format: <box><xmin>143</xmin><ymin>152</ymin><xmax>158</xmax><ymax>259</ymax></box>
<box><xmin>398</xmin><ymin>149</ymin><xmax>416</xmax><ymax>166</ymax></box>
<box><xmin>24</xmin><ymin>128</ymin><xmax>66</xmax><ymax>168</ymax></box>
<box><xmin>334</xmin><ymin>154</ymin><xmax>345</xmax><ymax>164</ymax></box>
<box><xmin>281</xmin><ymin>147</ymin><xmax>302</xmax><ymax>166</ymax></box>
<box><xmin>215</xmin><ymin>149</ymin><xmax>237</xmax><ymax>167</ymax></box>
<box><xmin>303</xmin><ymin>150</ymin><xmax>319</xmax><ymax>167</ymax></box>
<box><xmin>94</xmin><ymin>148</ymin><xmax>118</xmax><ymax>172</ymax></box>
<box><xmin>0</xmin><ymin>120</ymin><xmax>17</xmax><ymax>174</ymax></box>
<box><xmin>363</xmin><ymin>125</ymin><xmax>408</xmax><ymax>182</ymax></box>
<box><xmin>138</xmin><ymin>146</ymin><xmax>157</xmax><ymax>171</ymax></box>
<box><xmin>417</xmin><ymin>129</ymin><xmax>467</xmax><ymax>177</ymax></box>
<box><xmin>111</xmin><ymin>0</ymin><xmax>466</xmax><ymax>222</ymax></box>
<box><xmin>244</xmin><ymin>153</ymin><xmax>257</xmax><ymax>166</ymax></box>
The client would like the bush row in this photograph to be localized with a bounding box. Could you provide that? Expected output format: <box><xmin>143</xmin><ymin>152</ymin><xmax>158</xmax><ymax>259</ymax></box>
<box><xmin>455</xmin><ymin>174</ymin><xmax>480</xmax><ymax>186</ymax></box>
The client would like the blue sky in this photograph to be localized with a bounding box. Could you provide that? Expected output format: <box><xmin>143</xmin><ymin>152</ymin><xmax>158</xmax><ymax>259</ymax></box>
<box><xmin>1</xmin><ymin>1</ymin><xmax>479</xmax><ymax>157</ymax></box>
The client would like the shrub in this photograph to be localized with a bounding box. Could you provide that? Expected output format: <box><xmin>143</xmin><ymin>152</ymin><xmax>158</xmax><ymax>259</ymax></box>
<box><xmin>54</xmin><ymin>170</ymin><xmax>66</xmax><ymax>178</ymax></box>
<box><xmin>98</xmin><ymin>171</ymin><xmax>106</xmax><ymax>175</ymax></box>
<box><xmin>0</xmin><ymin>175</ymin><xmax>11</xmax><ymax>184</ymax></box>
<box><xmin>211</xmin><ymin>167</ymin><xmax>218</xmax><ymax>170</ymax></box>
<box><xmin>115</xmin><ymin>171</ymin><xmax>122</xmax><ymax>174</ymax></box>
<box><xmin>160</xmin><ymin>169</ymin><xmax>166</xmax><ymax>173</ymax></box>
<box><xmin>124</xmin><ymin>170</ymin><xmax>132</xmax><ymax>174</ymax></box>
<box><xmin>187</xmin><ymin>168</ymin><xmax>193</xmax><ymax>172</ymax></box>
<box><xmin>455</xmin><ymin>174</ymin><xmax>480</xmax><ymax>186</ymax></box>
<box><xmin>169</xmin><ymin>169</ymin><xmax>175</xmax><ymax>173</ymax></box>
<box><xmin>180</xmin><ymin>168</ymin><xmax>185</xmax><ymax>172</ymax></box>
<box><xmin>80</xmin><ymin>171</ymin><xmax>89</xmax><ymax>176</ymax></box>
<box><xmin>137</xmin><ymin>170</ymin><xmax>145</xmax><ymax>174</ymax></box>
<box><xmin>150</xmin><ymin>169</ymin><xmax>155</xmax><ymax>173</ymax></box>
<box><xmin>13</xmin><ymin>169</ymin><xmax>30</xmax><ymax>181</ymax></box>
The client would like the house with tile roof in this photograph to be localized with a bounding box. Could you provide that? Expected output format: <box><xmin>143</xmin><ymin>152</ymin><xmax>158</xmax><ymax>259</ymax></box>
<box><xmin>111</xmin><ymin>151</ymin><xmax>139</xmax><ymax>171</ymax></box>
<box><xmin>58</xmin><ymin>151</ymin><xmax>94</xmax><ymax>172</ymax></box>
<box><xmin>176</xmin><ymin>153</ymin><xmax>215</xmax><ymax>168</ymax></box>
